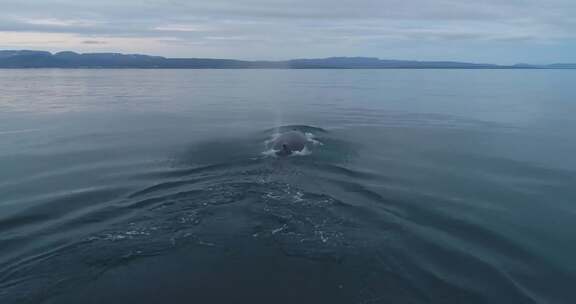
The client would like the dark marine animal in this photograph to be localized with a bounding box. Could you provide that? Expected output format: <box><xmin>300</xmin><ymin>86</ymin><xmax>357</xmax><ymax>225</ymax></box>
<box><xmin>271</xmin><ymin>130</ymin><xmax>308</xmax><ymax>156</ymax></box>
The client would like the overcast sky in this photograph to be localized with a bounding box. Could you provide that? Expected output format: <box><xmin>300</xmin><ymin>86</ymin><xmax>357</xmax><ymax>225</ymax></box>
<box><xmin>0</xmin><ymin>0</ymin><xmax>574</xmax><ymax>63</ymax></box>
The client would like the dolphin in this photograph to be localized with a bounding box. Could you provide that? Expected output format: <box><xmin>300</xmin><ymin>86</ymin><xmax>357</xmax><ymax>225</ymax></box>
<box><xmin>271</xmin><ymin>130</ymin><xmax>308</xmax><ymax>156</ymax></box>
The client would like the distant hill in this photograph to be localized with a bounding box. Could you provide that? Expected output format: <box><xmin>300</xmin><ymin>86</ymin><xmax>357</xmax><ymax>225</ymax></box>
<box><xmin>0</xmin><ymin>50</ymin><xmax>573</xmax><ymax>69</ymax></box>
<box><xmin>287</xmin><ymin>57</ymin><xmax>506</xmax><ymax>68</ymax></box>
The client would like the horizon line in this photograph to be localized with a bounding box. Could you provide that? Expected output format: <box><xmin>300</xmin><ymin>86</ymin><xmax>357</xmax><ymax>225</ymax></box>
<box><xmin>1</xmin><ymin>49</ymin><xmax>575</xmax><ymax>68</ymax></box>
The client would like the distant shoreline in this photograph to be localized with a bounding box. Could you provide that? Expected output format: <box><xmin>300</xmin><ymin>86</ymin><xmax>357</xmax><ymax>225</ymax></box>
<box><xmin>0</xmin><ymin>66</ymin><xmax>572</xmax><ymax>70</ymax></box>
<box><xmin>1</xmin><ymin>67</ymin><xmax>570</xmax><ymax>69</ymax></box>
<box><xmin>1</xmin><ymin>50</ymin><xmax>574</xmax><ymax>69</ymax></box>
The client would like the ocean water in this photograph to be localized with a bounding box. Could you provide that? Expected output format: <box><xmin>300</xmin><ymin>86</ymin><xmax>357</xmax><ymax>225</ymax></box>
<box><xmin>1</xmin><ymin>69</ymin><xmax>575</xmax><ymax>304</ymax></box>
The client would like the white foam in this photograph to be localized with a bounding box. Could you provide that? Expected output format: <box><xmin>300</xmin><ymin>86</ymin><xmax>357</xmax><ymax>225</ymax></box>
<box><xmin>261</xmin><ymin>148</ymin><xmax>279</xmax><ymax>157</ymax></box>
<box><xmin>262</xmin><ymin>131</ymin><xmax>322</xmax><ymax>157</ymax></box>
<box><xmin>291</xmin><ymin>146</ymin><xmax>312</xmax><ymax>156</ymax></box>
<box><xmin>305</xmin><ymin>132</ymin><xmax>324</xmax><ymax>146</ymax></box>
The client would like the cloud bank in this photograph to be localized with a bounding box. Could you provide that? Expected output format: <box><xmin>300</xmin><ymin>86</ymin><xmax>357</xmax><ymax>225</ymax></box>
<box><xmin>0</xmin><ymin>0</ymin><xmax>574</xmax><ymax>63</ymax></box>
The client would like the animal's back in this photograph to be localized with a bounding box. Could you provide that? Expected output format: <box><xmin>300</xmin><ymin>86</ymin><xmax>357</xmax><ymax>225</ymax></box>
<box><xmin>273</xmin><ymin>131</ymin><xmax>307</xmax><ymax>155</ymax></box>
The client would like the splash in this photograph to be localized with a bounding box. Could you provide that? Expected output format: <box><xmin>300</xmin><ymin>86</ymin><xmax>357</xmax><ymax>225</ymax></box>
<box><xmin>262</xmin><ymin>129</ymin><xmax>323</xmax><ymax>157</ymax></box>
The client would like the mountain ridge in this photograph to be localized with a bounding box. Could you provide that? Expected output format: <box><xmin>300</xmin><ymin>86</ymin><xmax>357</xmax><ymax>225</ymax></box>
<box><xmin>0</xmin><ymin>50</ymin><xmax>573</xmax><ymax>69</ymax></box>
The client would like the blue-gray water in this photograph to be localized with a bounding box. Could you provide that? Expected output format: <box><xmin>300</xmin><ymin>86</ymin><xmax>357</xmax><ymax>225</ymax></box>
<box><xmin>1</xmin><ymin>69</ymin><xmax>575</xmax><ymax>303</ymax></box>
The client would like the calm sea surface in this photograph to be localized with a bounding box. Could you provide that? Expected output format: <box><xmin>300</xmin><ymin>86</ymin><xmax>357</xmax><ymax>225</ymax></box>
<box><xmin>1</xmin><ymin>69</ymin><xmax>575</xmax><ymax>303</ymax></box>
